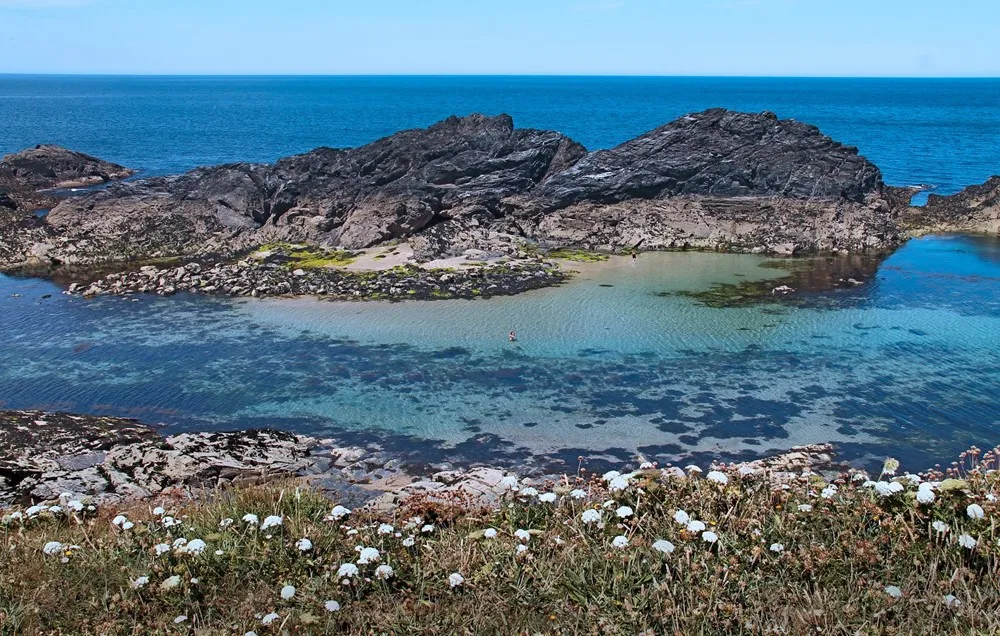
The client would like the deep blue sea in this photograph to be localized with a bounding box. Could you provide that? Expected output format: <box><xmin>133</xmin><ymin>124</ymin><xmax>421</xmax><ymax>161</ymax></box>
<box><xmin>1</xmin><ymin>76</ymin><xmax>999</xmax><ymax>473</ymax></box>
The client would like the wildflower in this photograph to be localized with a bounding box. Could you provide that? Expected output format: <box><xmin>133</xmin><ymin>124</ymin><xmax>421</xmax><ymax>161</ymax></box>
<box><xmin>570</xmin><ymin>489</ymin><xmax>587</xmax><ymax>499</ymax></box>
<box><xmin>738</xmin><ymin>465</ymin><xmax>755</xmax><ymax>477</ymax></box>
<box><xmin>261</xmin><ymin>515</ymin><xmax>283</xmax><ymax>530</ymax></box>
<box><xmin>128</xmin><ymin>575</ymin><xmax>150</xmax><ymax>589</ymax></box>
<box><xmin>706</xmin><ymin>470</ymin><xmax>728</xmax><ymax>485</ymax></box>
<box><xmin>162</xmin><ymin>516</ymin><xmax>180</xmax><ymax>527</ymax></box>
<box><xmin>958</xmin><ymin>533</ymin><xmax>977</xmax><ymax>549</ymax></box>
<box><xmin>602</xmin><ymin>470</ymin><xmax>622</xmax><ymax>482</ymax></box>
<box><xmin>608</xmin><ymin>476</ymin><xmax>631</xmax><ymax>492</ymax></box>
<box><xmin>375</xmin><ymin>564</ymin><xmax>394</xmax><ymax>580</ymax></box>
<box><xmin>378</xmin><ymin>523</ymin><xmax>394</xmax><ymax>534</ymax></box>
<box><xmin>821</xmin><ymin>485</ymin><xmax>838</xmax><ymax>499</ymax></box>
<box><xmin>324</xmin><ymin>600</ymin><xmax>341</xmax><ymax>612</ymax></box>
<box><xmin>673</xmin><ymin>510</ymin><xmax>690</xmax><ymax>525</ymax></box>
<box><xmin>903</xmin><ymin>473</ymin><xmax>921</xmax><ymax>486</ymax></box>
<box><xmin>797</xmin><ymin>504</ymin><xmax>813</xmax><ymax>513</ymax></box>
<box><xmin>261</xmin><ymin>612</ymin><xmax>280</xmax><ymax>625</ymax></box>
<box><xmin>685</xmin><ymin>464</ymin><xmax>703</xmax><ymax>475</ymax></box>
<box><xmin>172</xmin><ymin>538</ymin><xmax>188</xmax><ymax>550</ymax></box>
<box><xmin>242</xmin><ymin>513</ymin><xmax>259</xmax><ymax>525</ymax></box>
<box><xmin>770</xmin><ymin>543</ymin><xmax>785</xmax><ymax>553</ymax></box>
<box><xmin>702</xmin><ymin>531</ymin><xmax>718</xmax><ymax>544</ymax></box>
<box><xmin>122</xmin><ymin>520</ymin><xmax>135</xmax><ymax>530</ymax></box>
<box><xmin>615</xmin><ymin>505</ymin><xmax>634</xmax><ymax>519</ymax></box>
<box><xmin>967</xmin><ymin>503</ymin><xmax>985</xmax><ymax>519</ymax></box>
<box><xmin>943</xmin><ymin>595</ymin><xmax>961</xmax><ymax>609</ymax></box>
<box><xmin>280</xmin><ymin>585</ymin><xmax>296</xmax><ymax>600</ymax></box>
<box><xmin>183</xmin><ymin>539</ymin><xmax>207</xmax><ymax>555</ymax></box>
<box><xmin>514</xmin><ymin>529</ymin><xmax>531</xmax><ymax>542</ymax></box>
<box><xmin>48</xmin><ymin>505</ymin><xmax>64</xmax><ymax>515</ymax></box>
<box><xmin>538</xmin><ymin>492</ymin><xmax>558</xmax><ymax>503</ymax></box>
<box><xmin>874</xmin><ymin>481</ymin><xmax>904</xmax><ymax>497</ymax></box>
<box><xmin>640</xmin><ymin>461</ymin><xmax>654</xmax><ymax>470</ymax></box>
<box><xmin>932</xmin><ymin>520</ymin><xmax>949</xmax><ymax>534</ymax></box>
<box><xmin>246</xmin><ymin>632</ymin><xmax>258</xmax><ymax>636</ymax></box>
<box><xmin>916</xmin><ymin>484</ymin><xmax>936</xmax><ymax>504</ymax></box>
<box><xmin>885</xmin><ymin>585</ymin><xmax>902</xmax><ymax>599</ymax></box>
<box><xmin>882</xmin><ymin>458</ymin><xmax>900</xmax><ymax>475</ymax></box>
<box><xmin>42</xmin><ymin>541</ymin><xmax>64</xmax><ymax>556</ymax></box>
<box><xmin>402</xmin><ymin>536</ymin><xmax>416</xmax><ymax>547</ymax></box>
<box><xmin>358</xmin><ymin>547</ymin><xmax>380</xmax><ymax>564</ymax></box>
<box><xmin>154</xmin><ymin>543</ymin><xmax>171</xmax><ymax>556</ymax></box>
<box><xmin>612</xmin><ymin>535</ymin><xmax>629</xmax><ymax>549</ymax></box>
<box><xmin>652</xmin><ymin>539</ymin><xmax>675</xmax><ymax>554</ymax></box>
<box><xmin>988</xmin><ymin>493</ymin><xmax>998</xmax><ymax>503</ymax></box>
<box><xmin>160</xmin><ymin>575</ymin><xmax>181</xmax><ymax>590</ymax></box>
<box><xmin>602</xmin><ymin>500</ymin><xmax>616</xmax><ymax>509</ymax></box>
<box><xmin>337</xmin><ymin>563</ymin><xmax>360</xmax><ymax>579</ymax></box>
<box><xmin>581</xmin><ymin>509</ymin><xmax>601</xmax><ymax>525</ymax></box>
<box><xmin>215</xmin><ymin>549</ymin><xmax>224</xmax><ymax>556</ymax></box>
<box><xmin>66</xmin><ymin>500</ymin><xmax>85</xmax><ymax>512</ymax></box>
<box><xmin>295</xmin><ymin>538</ymin><xmax>313</xmax><ymax>552</ymax></box>
<box><xmin>483</xmin><ymin>528</ymin><xmax>498</xmax><ymax>539</ymax></box>
<box><xmin>174</xmin><ymin>615</ymin><xmax>187</xmax><ymax>624</ymax></box>
<box><xmin>686</xmin><ymin>519</ymin><xmax>706</xmax><ymax>533</ymax></box>
<box><xmin>26</xmin><ymin>505</ymin><xmax>47</xmax><ymax>517</ymax></box>
<box><xmin>519</xmin><ymin>487</ymin><xmax>539</xmax><ymax>498</ymax></box>
<box><xmin>663</xmin><ymin>466</ymin><xmax>686</xmax><ymax>479</ymax></box>
<box><xmin>421</xmin><ymin>524</ymin><xmax>435</xmax><ymax>533</ymax></box>
<box><xmin>219</xmin><ymin>517</ymin><xmax>234</xmax><ymax>528</ymax></box>
<box><xmin>325</xmin><ymin>505</ymin><xmax>351</xmax><ymax>521</ymax></box>
<box><xmin>448</xmin><ymin>572</ymin><xmax>465</xmax><ymax>588</ymax></box>
<box><xmin>516</xmin><ymin>544</ymin><xmax>529</xmax><ymax>555</ymax></box>
<box><xmin>499</xmin><ymin>475</ymin><xmax>519</xmax><ymax>491</ymax></box>
<box><xmin>152</xmin><ymin>506</ymin><xmax>166</xmax><ymax>516</ymax></box>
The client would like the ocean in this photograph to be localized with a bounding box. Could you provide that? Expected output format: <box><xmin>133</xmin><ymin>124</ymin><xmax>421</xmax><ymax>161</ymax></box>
<box><xmin>1</xmin><ymin>76</ymin><xmax>999</xmax><ymax>473</ymax></box>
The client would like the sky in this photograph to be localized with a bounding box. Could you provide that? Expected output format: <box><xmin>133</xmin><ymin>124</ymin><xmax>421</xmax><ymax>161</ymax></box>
<box><xmin>1</xmin><ymin>0</ymin><xmax>998</xmax><ymax>76</ymax></box>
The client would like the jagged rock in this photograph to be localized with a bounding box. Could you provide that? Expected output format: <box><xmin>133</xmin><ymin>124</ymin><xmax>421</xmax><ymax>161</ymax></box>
<box><xmin>903</xmin><ymin>176</ymin><xmax>1000</xmax><ymax>235</ymax></box>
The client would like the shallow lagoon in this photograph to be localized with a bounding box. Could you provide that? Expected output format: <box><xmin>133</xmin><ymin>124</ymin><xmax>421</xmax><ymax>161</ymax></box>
<box><xmin>2</xmin><ymin>234</ymin><xmax>999</xmax><ymax>472</ymax></box>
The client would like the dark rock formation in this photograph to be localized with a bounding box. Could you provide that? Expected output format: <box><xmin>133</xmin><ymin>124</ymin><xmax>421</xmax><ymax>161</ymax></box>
<box><xmin>1</xmin><ymin>110</ymin><xmax>997</xmax><ymax>273</ymax></box>
<box><xmin>901</xmin><ymin>176</ymin><xmax>1000</xmax><ymax>235</ymax></box>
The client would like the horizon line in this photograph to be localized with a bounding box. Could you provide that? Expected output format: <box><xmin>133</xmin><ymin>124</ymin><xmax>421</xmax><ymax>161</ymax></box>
<box><xmin>1</xmin><ymin>72</ymin><xmax>999</xmax><ymax>80</ymax></box>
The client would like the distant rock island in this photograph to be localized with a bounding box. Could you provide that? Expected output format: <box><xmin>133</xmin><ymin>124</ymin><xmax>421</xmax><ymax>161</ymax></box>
<box><xmin>1</xmin><ymin>109</ymin><xmax>997</xmax><ymax>274</ymax></box>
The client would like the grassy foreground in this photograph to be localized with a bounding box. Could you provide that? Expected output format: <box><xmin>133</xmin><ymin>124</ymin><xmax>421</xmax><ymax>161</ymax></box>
<box><xmin>3</xmin><ymin>451</ymin><xmax>1000</xmax><ymax>635</ymax></box>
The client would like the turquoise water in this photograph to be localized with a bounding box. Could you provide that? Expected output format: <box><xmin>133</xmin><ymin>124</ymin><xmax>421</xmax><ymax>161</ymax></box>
<box><xmin>2</xmin><ymin>235</ymin><xmax>999</xmax><ymax>472</ymax></box>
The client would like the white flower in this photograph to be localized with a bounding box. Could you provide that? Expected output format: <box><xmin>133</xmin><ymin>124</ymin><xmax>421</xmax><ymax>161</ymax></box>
<box><xmin>663</xmin><ymin>466</ymin><xmax>686</xmax><ymax>479</ymax></box>
<box><xmin>611</xmin><ymin>535</ymin><xmax>629</xmax><ymax>549</ymax></box>
<box><xmin>324</xmin><ymin>600</ymin><xmax>341</xmax><ymax>612</ymax></box>
<box><xmin>358</xmin><ymin>547</ymin><xmax>380</xmax><ymax>564</ymax></box>
<box><xmin>261</xmin><ymin>515</ymin><xmax>283</xmax><ymax>530</ymax></box>
<box><xmin>820</xmin><ymin>485</ymin><xmax>838</xmax><ymax>499</ymax></box>
<box><xmin>738</xmin><ymin>466</ymin><xmax>755</xmax><ymax>477</ymax></box>
<box><xmin>916</xmin><ymin>485</ymin><xmax>935</xmax><ymax>504</ymax></box>
<box><xmin>337</xmin><ymin>563</ymin><xmax>359</xmax><ymax>579</ymax></box>
<box><xmin>615</xmin><ymin>505</ymin><xmax>634</xmax><ymax>519</ymax></box>
<box><xmin>162</xmin><ymin>516</ymin><xmax>180</xmax><ymax>527</ymax></box>
<box><xmin>152</xmin><ymin>506</ymin><xmax>165</xmax><ymax>516</ymax></box>
<box><xmin>183</xmin><ymin>539</ymin><xmax>207</xmax><ymax>555</ymax></box>
<box><xmin>174</xmin><ymin>615</ymin><xmax>187</xmax><ymax>624</ymax></box>
<box><xmin>499</xmin><ymin>475</ymin><xmax>519</xmax><ymax>491</ymax></box>
<box><xmin>66</xmin><ymin>500</ymin><xmax>85</xmax><ymax>512</ymax></box>
<box><xmin>402</xmin><ymin>536</ymin><xmax>416</xmax><ymax>547</ymax></box>
<box><xmin>640</xmin><ymin>462</ymin><xmax>654</xmax><ymax>470</ymax></box>
<box><xmin>296</xmin><ymin>538</ymin><xmax>313</xmax><ymax>552</ymax></box>
<box><xmin>215</xmin><ymin>549</ymin><xmax>224</xmax><ymax>556</ymax></box>
<box><xmin>121</xmin><ymin>521</ymin><xmax>135</xmax><ymax>531</ymax></box>
<box><xmin>326</xmin><ymin>505</ymin><xmax>351</xmax><ymax>521</ymax></box>
<box><xmin>874</xmin><ymin>481</ymin><xmax>904</xmax><ymax>497</ymax></box>
<box><xmin>172</xmin><ymin>538</ymin><xmax>188</xmax><ymax>550</ymax></box>
<box><xmin>44</xmin><ymin>504</ymin><xmax>60</xmax><ymax>514</ymax></box>
<box><xmin>570</xmin><ymin>489</ymin><xmax>587</xmax><ymax>500</ymax></box>
<box><xmin>246</xmin><ymin>632</ymin><xmax>258</xmax><ymax>636</ymax></box>
<box><xmin>967</xmin><ymin>504</ymin><xmax>985</xmax><ymax>520</ymax></box>
<box><xmin>261</xmin><ymin>612</ymin><xmax>280</xmax><ymax>625</ymax></box>
<box><xmin>280</xmin><ymin>585</ymin><xmax>296</xmax><ymax>600</ymax></box>
<box><xmin>885</xmin><ymin>585</ymin><xmax>902</xmax><ymax>599</ymax></box>
<box><xmin>903</xmin><ymin>473</ymin><xmax>921</xmax><ymax>486</ymax></box>
<box><xmin>483</xmin><ymin>528</ymin><xmax>497</xmax><ymax>539</ymax></box>
<box><xmin>538</xmin><ymin>492</ymin><xmax>558</xmax><ymax>503</ymax></box>
<box><xmin>131</xmin><ymin>576</ymin><xmax>149</xmax><ymax>589</ymax></box>
<box><xmin>190</xmin><ymin>578</ymin><xmax>199</xmax><ymax>585</ymax></box>
<box><xmin>516</xmin><ymin>544</ymin><xmax>529</xmax><ymax>555</ymax></box>
<box><xmin>448</xmin><ymin>572</ymin><xmax>464</xmax><ymax>588</ymax></box>
<box><xmin>602</xmin><ymin>470</ymin><xmax>622</xmax><ymax>482</ymax></box>
<box><xmin>25</xmin><ymin>505</ymin><xmax>47</xmax><ymax>517</ymax></box>
<box><xmin>769</xmin><ymin>543</ymin><xmax>785</xmax><ymax>553</ymax></box>
<box><xmin>602</xmin><ymin>500</ymin><xmax>616</xmax><ymax>509</ymax></box>
<box><xmin>242</xmin><ymin>513</ymin><xmax>259</xmax><ymax>525</ymax></box>
<box><xmin>42</xmin><ymin>541</ymin><xmax>64</xmax><ymax>556</ymax></box>
<box><xmin>673</xmin><ymin>510</ymin><xmax>690</xmax><ymax>525</ymax></box>
<box><xmin>378</xmin><ymin>523</ymin><xmax>394</xmax><ymax>535</ymax></box>
<box><xmin>988</xmin><ymin>493</ymin><xmax>998</xmax><ymax>503</ymax></box>
<box><xmin>519</xmin><ymin>487</ymin><xmax>539</xmax><ymax>498</ymax></box>
<box><xmin>702</xmin><ymin>531</ymin><xmax>718</xmax><ymax>544</ymax></box>
<box><xmin>421</xmin><ymin>524</ymin><xmax>435</xmax><ymax>534</ymax></box>
<box><xmin>958</xmin><ymin>533</ymin><xmax>977</xmax><ymax>549</ymax></box>
<box><xmin>686</xmin><ymin>519</ymin><xmax>706</xmax><ymax>533</ymax></box>
<box><xmin>608</xmin><ymin>476</ymin><xmax>631</xmax><ymax>492</ymax></box>
<box><xmin>154</xmin><ymin>543</ymin><xmax>171</xmax><ymax>556</ymax></box>
<box><xmin>932</xmin><ymin>520</ymin><xmax>949</xmax><ymax>534</ymax></box>
<box><xmin>652</xmin><ymin>539</ymin><xmax>675</xmax><ymax>554</ymax></box>
<box><xmin>797</xmin><ymin>504</ymin><xmax>813</xmax><ymax>513</ymax></box>
<box><xmin>219</xmin><ymin>517</ymin><xmax>234</xmax><ymax>528</ymax></box>
<box><xmin>112</xmin><ymin>514</ymin><xmax>128</xmax><ymax>527</ymax></box>
<box><xmin>581</xmin><ymin>509</ymin><xmax>601</xmax><ymax>525</ymax></box>
<box><xmin>706</xmin><ymin>470</ymin><xmax>728</xmax><ymax>485</ymax></box>
<box><xmin>160</xmin><ymin>575</ymin><xmax>181</xmax><ymax>590</ymax></box>
<box><xmin>514</xmin><ymin>529</ymin><xmax>531</xmax><ymax>542</ymax></box>
<box><xmin>943</xmin><ymin>594</ymin><xmax>961</xmax><ymax>609</ymax></box>
<box><xmin>375</xmin><ymin>564</ymin><xmax>394</xmax><ymax>580</ymax></box>
<box><xmin>685</xmin><ymin>464</ymin><xmax>703</xmax><ymax>475</ymax></box>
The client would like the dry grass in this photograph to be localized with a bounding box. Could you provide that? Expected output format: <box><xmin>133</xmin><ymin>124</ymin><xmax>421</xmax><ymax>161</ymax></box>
<box><xmin>3</xmin><ymin>450</ymin><xmax>1000</xmax><ymax>635</ymax></box>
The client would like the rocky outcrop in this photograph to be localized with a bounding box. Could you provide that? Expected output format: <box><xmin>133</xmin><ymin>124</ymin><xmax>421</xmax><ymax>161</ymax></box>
<box><xmin>3</xmin><ymin>111</ymin><xmax>997</xmax><ymax>273</ymax></box>
<box><xmin>901</xmin><ymin>176</ymin><xmax>1000</xmax><ymax>235</ymax></box>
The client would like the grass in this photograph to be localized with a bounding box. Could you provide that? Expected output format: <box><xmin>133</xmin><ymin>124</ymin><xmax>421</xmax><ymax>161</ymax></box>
<box><xmin>252</xmin><ymin>243</ymin><xmax>358</xmax><ymax>269</ymax></box>
<box><xmin>3</xmin><ymin>449</ymin><xmax>1000</xmax><ymax>635</ymax></box>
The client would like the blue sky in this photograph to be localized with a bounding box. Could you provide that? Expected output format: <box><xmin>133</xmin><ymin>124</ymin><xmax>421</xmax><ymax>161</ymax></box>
<box><xmin>1</xmin><ymin>0</ymin><xmax>997</xmax><ymax>76</ymax></box>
